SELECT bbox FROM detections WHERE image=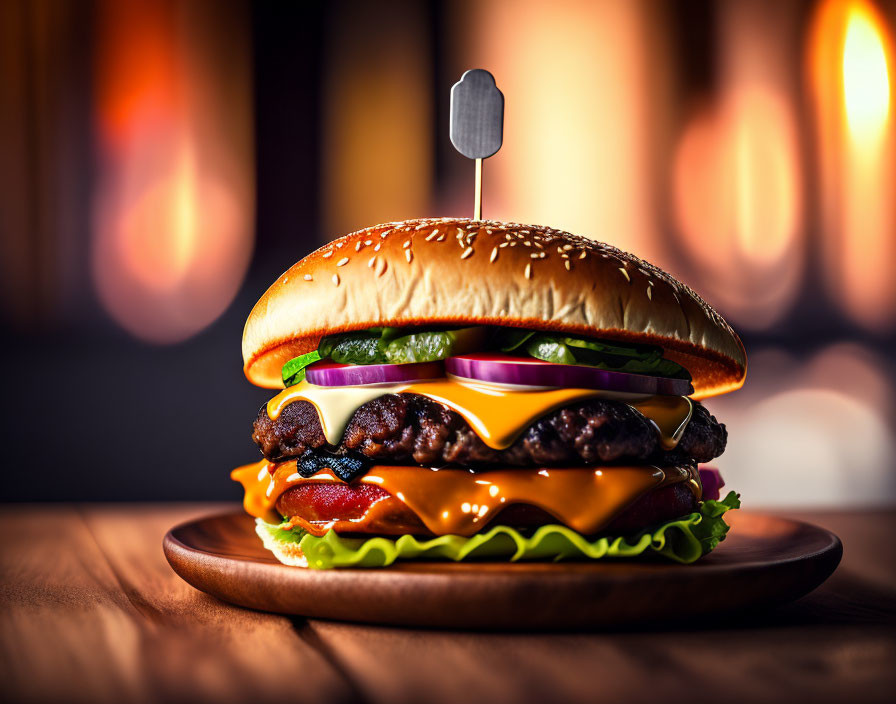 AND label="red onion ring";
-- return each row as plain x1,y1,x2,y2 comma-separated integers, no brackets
698,467,724,501
305,360,445,387
445,354,693,396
